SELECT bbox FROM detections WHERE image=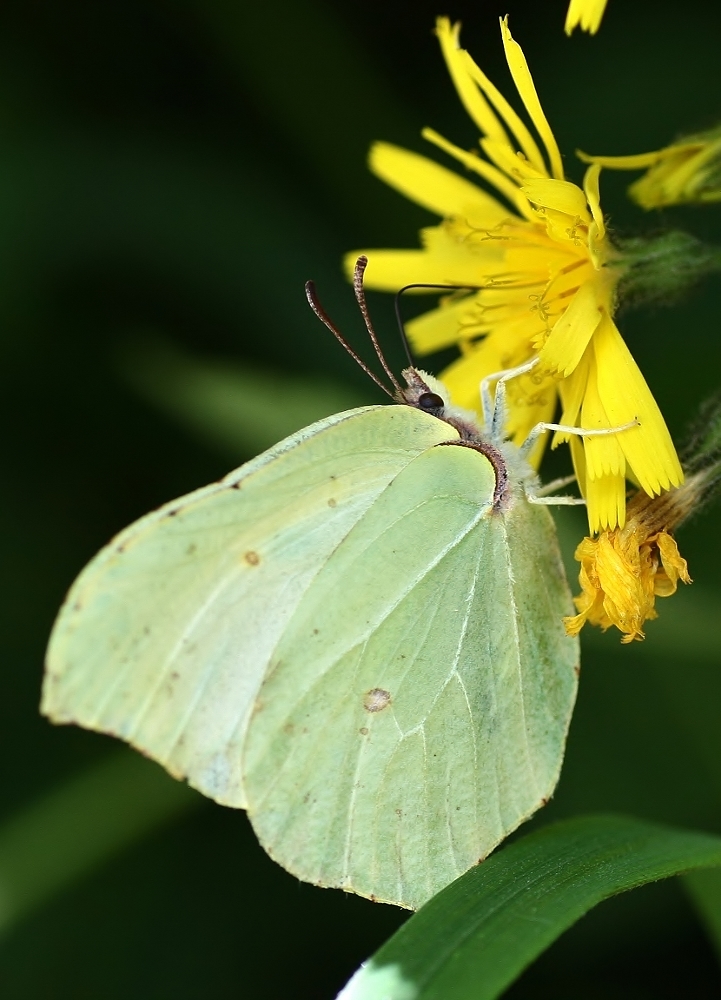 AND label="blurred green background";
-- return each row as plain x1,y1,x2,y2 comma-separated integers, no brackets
2,0,721,995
